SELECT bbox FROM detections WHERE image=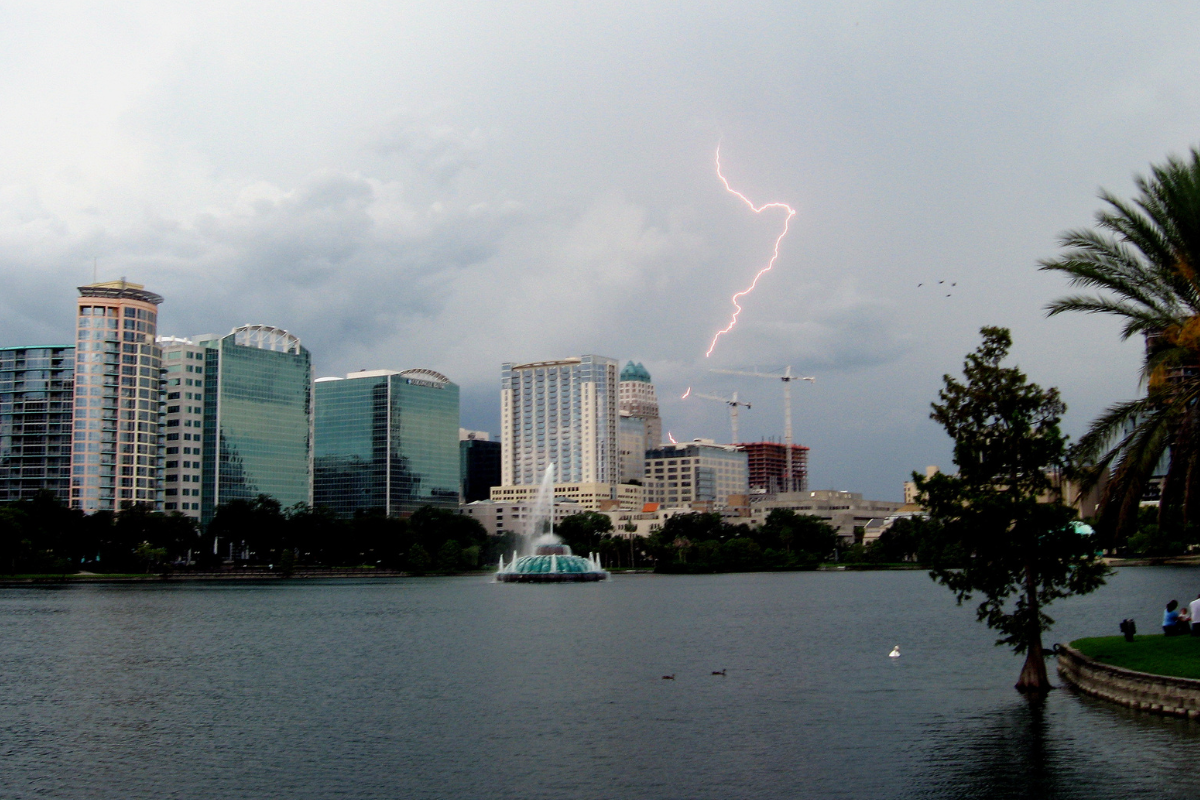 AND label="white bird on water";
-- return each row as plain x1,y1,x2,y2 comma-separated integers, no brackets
889,645,901,658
